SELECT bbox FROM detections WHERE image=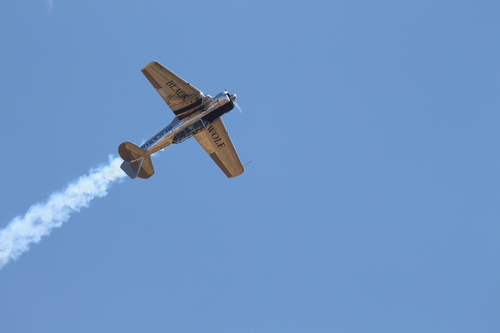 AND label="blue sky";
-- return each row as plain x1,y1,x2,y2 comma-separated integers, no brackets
1,1,499,332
